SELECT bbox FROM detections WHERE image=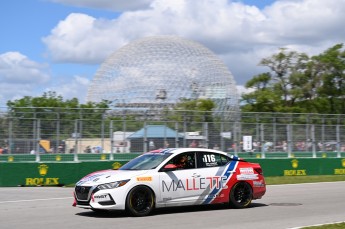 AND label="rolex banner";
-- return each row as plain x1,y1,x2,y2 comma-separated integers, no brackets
0,158,344,186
